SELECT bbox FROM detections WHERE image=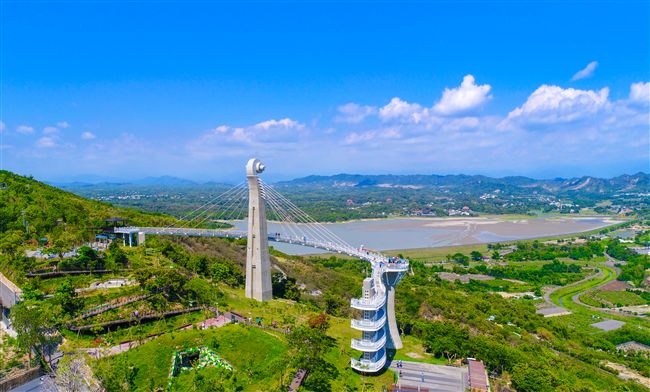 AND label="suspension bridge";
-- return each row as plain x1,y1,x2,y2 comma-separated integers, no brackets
114,158,409,373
